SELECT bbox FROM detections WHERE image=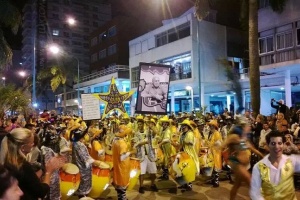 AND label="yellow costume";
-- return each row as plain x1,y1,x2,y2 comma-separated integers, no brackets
258,159,295,200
